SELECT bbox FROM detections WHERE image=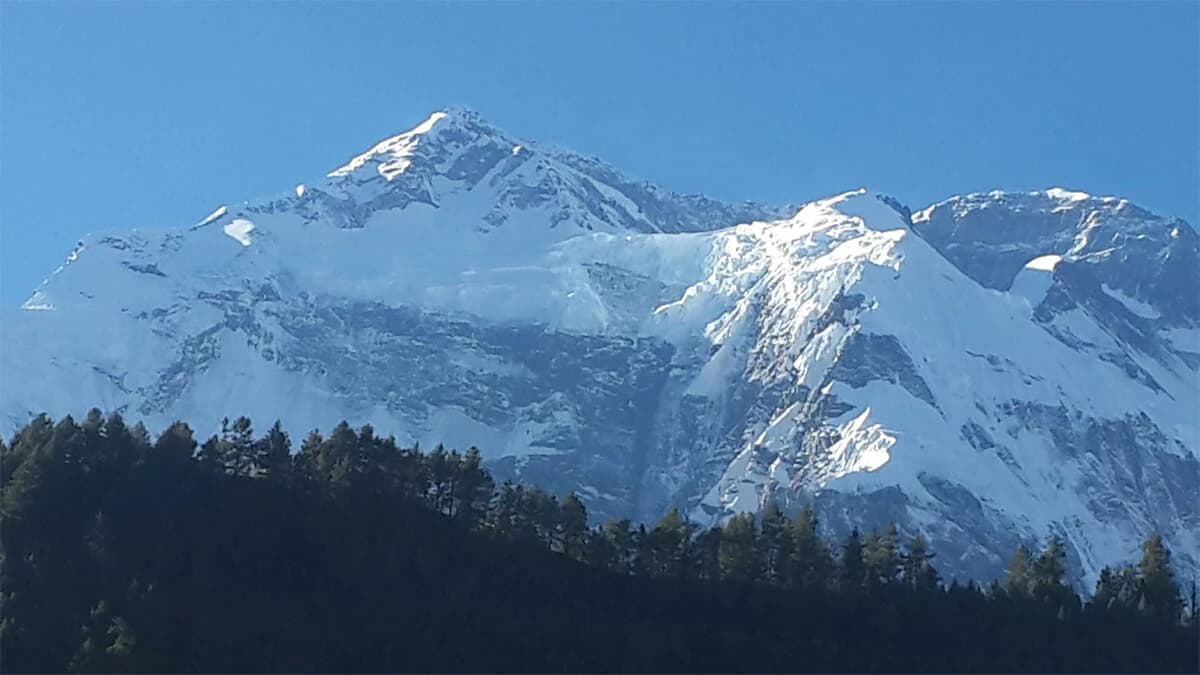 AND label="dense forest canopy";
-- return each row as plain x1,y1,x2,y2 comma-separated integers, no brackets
1,411,1196,673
